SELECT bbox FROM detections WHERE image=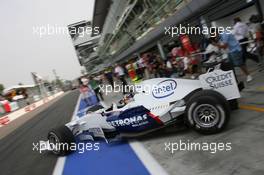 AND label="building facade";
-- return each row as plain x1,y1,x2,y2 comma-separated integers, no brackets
69,0,264,73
